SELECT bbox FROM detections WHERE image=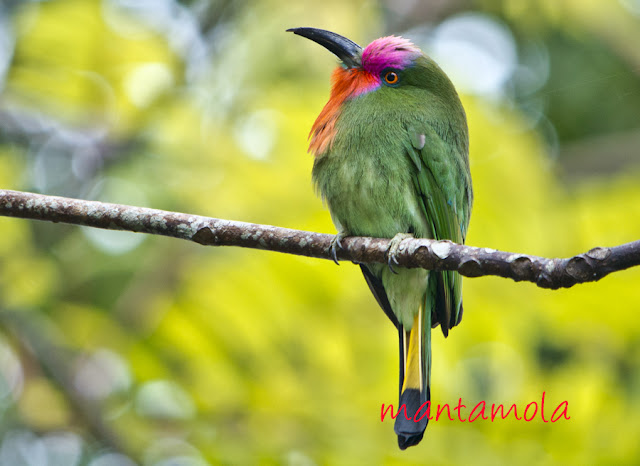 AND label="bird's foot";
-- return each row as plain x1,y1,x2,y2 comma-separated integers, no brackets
386,233,414,274
330,233,346,265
